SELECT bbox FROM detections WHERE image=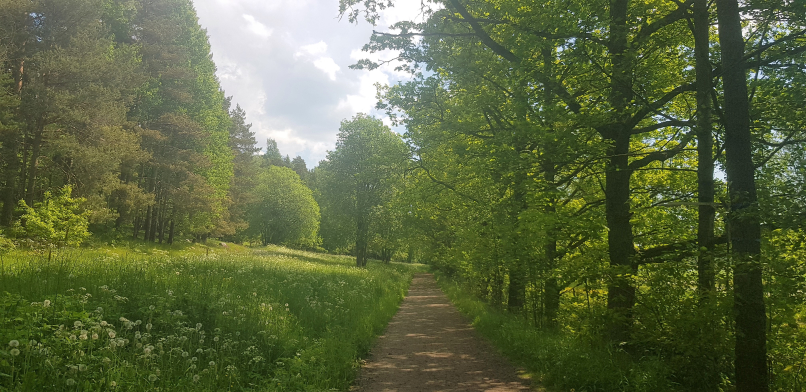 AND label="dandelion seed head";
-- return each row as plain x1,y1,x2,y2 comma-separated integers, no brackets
8,340,19,347
148,374,157,382
193,374,200,382
66,378,76,386
43,300,51,307
10,348,20,356
209,361,215,367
